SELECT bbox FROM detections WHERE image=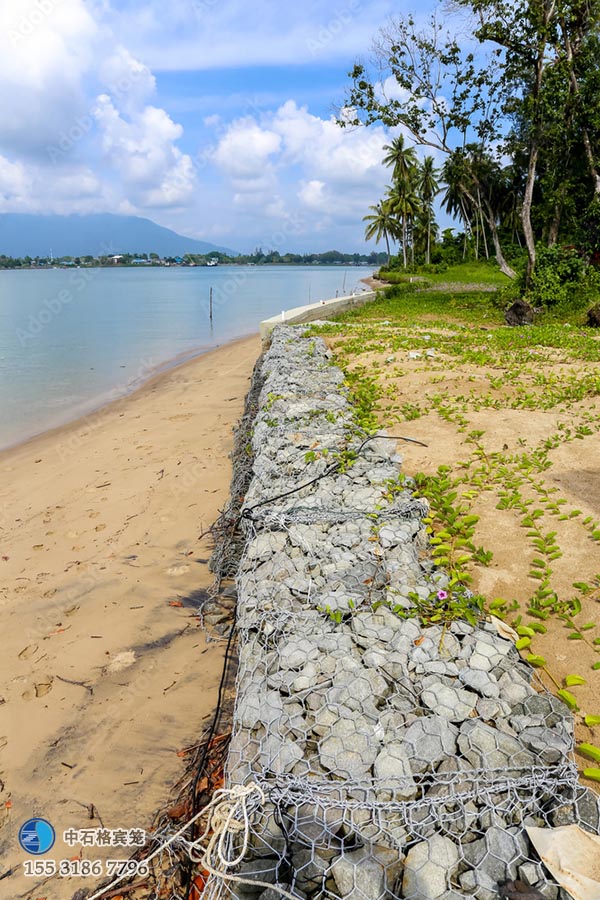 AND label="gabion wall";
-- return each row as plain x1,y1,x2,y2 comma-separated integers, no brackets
205,326,599,900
